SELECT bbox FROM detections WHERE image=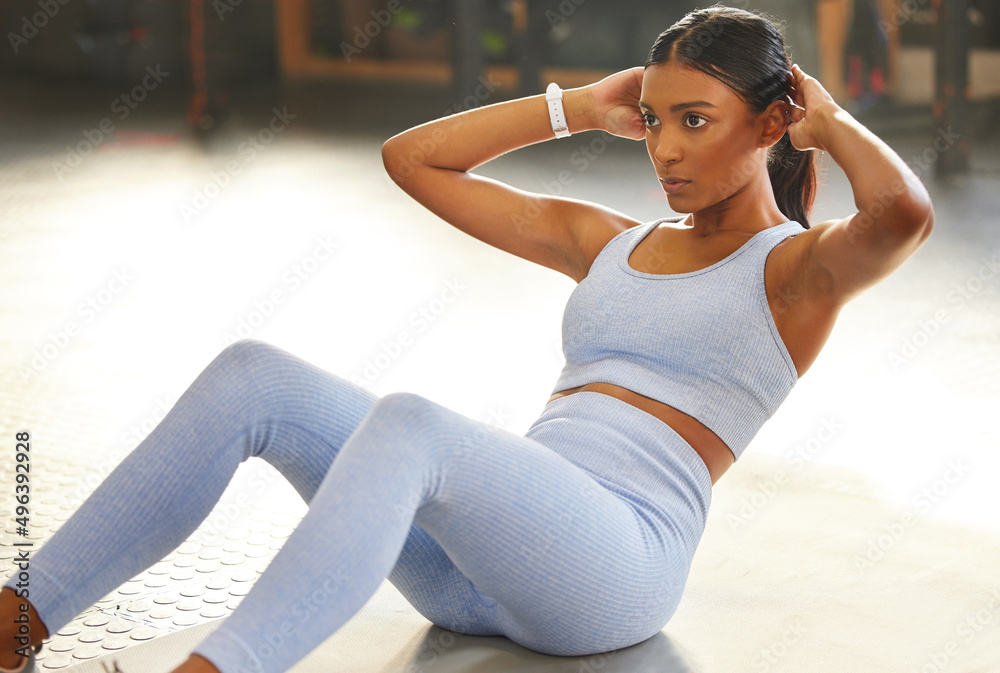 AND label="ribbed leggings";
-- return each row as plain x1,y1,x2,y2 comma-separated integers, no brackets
3,339,712,673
